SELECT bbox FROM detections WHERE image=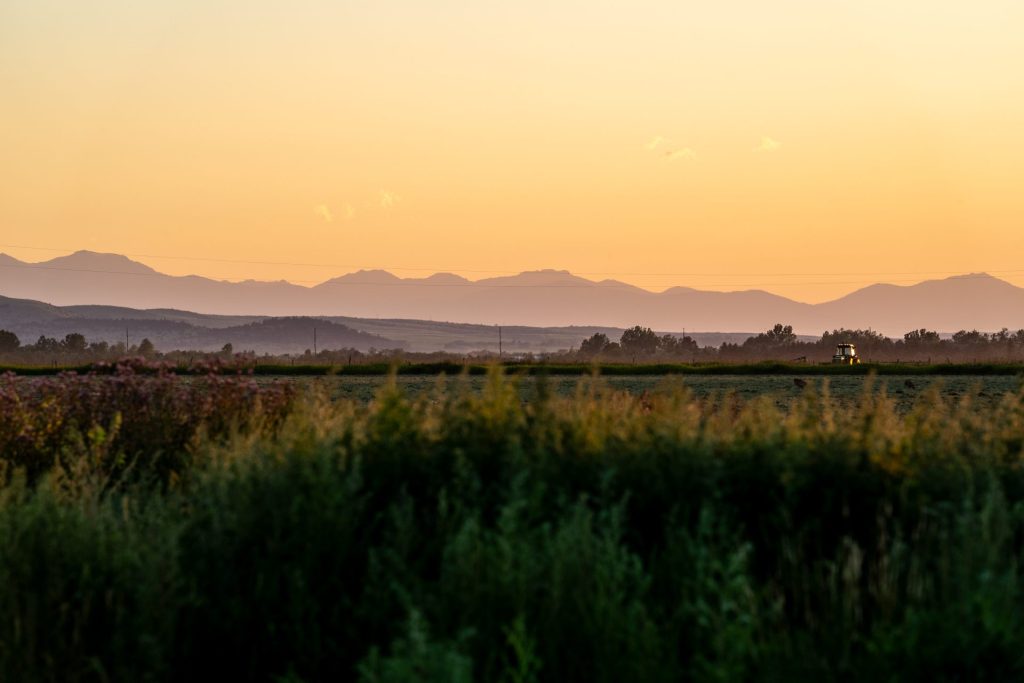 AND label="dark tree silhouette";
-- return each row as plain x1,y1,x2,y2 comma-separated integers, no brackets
765,323,797,346
62,333,87,353
951,330,988,346
33,335,60,352
620,326,660,355
743,324,797,350
903,329,941,346
138,338,156,357
659,334,698,357
579,333,609,356
0,330,20,352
